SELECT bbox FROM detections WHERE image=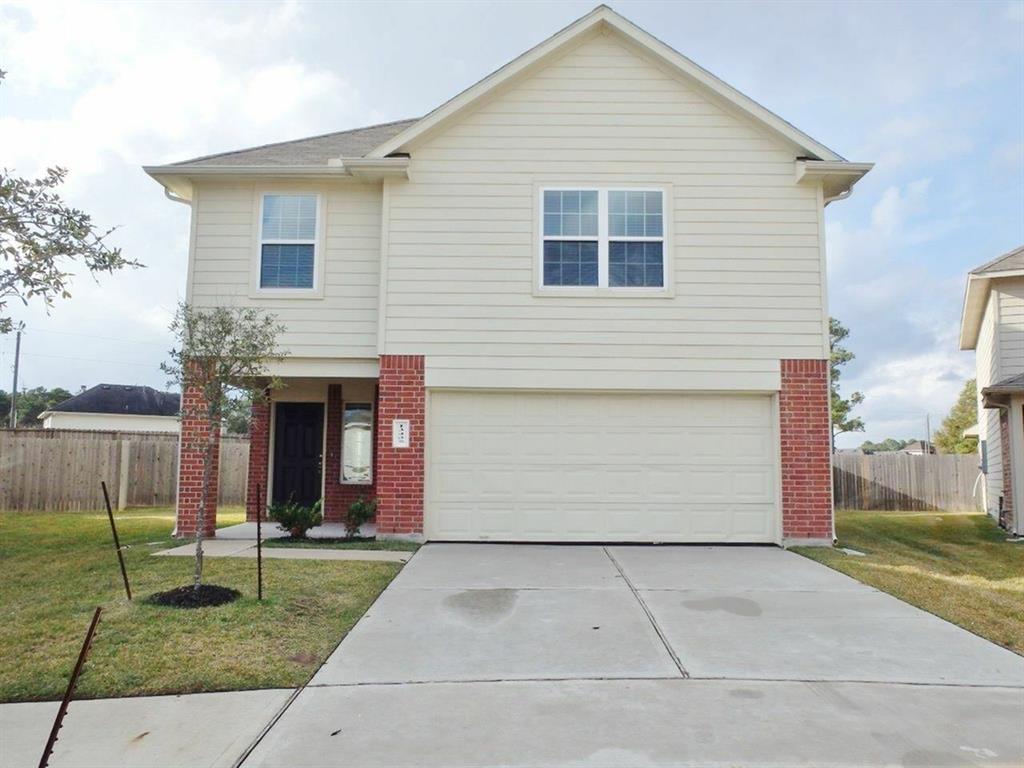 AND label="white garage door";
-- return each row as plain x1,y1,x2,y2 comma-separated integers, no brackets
426,391,778,543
